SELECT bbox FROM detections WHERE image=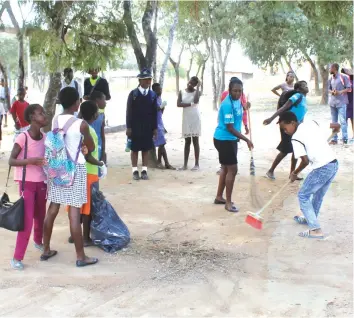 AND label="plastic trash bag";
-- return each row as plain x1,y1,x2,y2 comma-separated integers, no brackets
91,185,130,253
